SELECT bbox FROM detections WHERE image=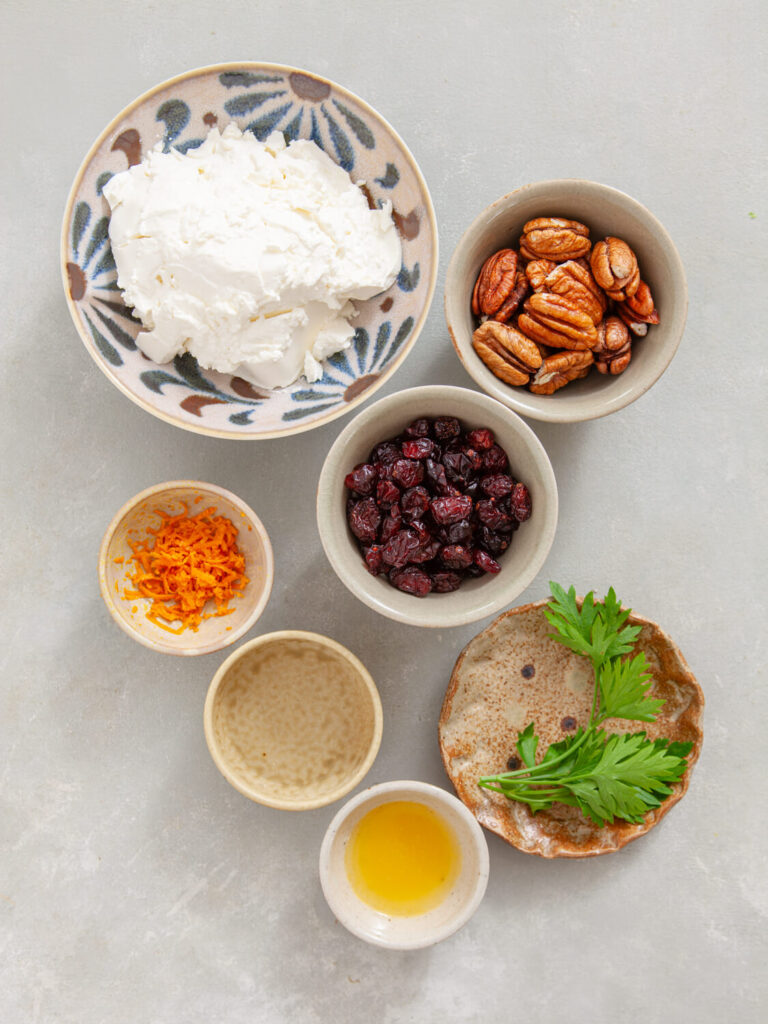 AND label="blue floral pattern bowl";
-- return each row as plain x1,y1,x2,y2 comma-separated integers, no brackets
62,63,438,439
